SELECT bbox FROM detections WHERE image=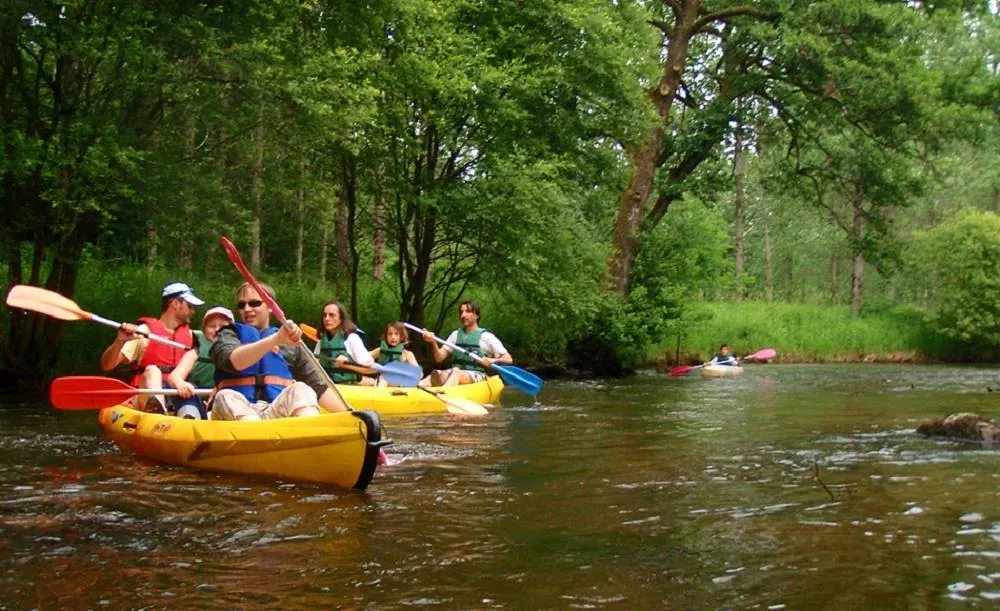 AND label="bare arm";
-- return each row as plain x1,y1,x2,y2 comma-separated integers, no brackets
166,349,199,397
100,323,140,371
